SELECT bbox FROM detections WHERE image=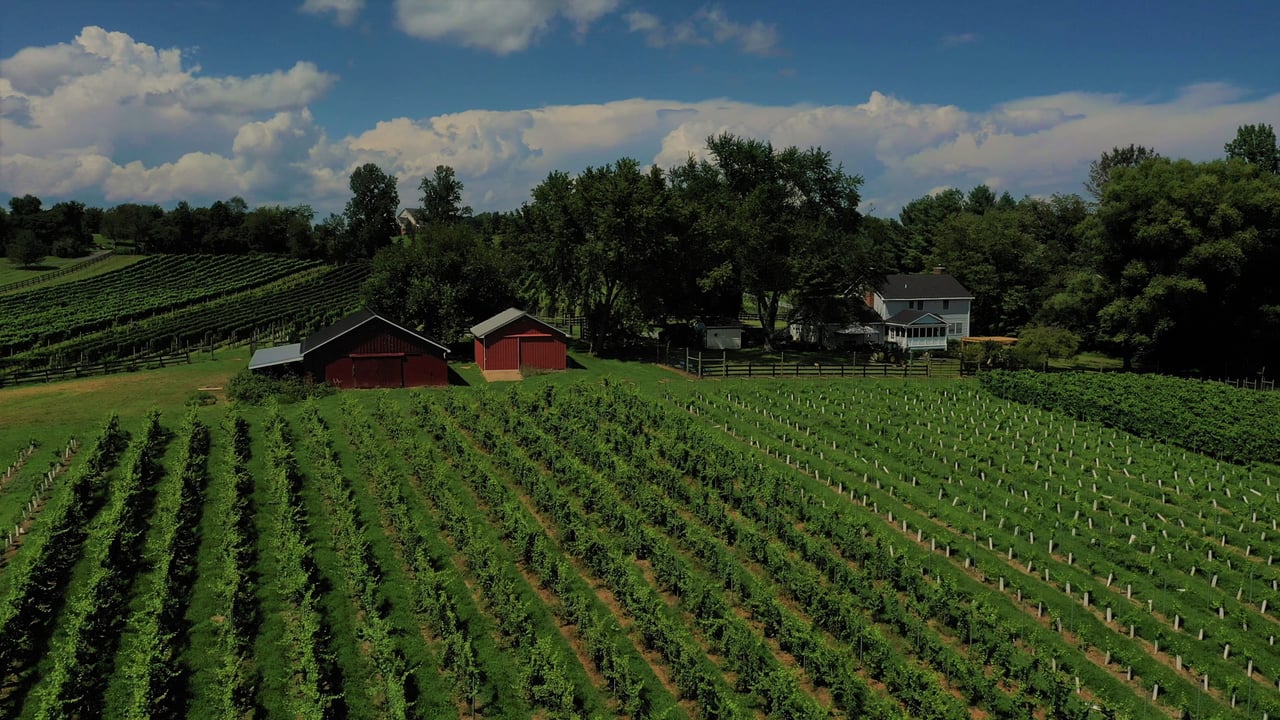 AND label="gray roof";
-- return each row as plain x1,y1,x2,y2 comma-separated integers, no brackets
248,343,303,370
883,309,947,326
301,309,449,355
878,273,973,300
470,308,567,339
